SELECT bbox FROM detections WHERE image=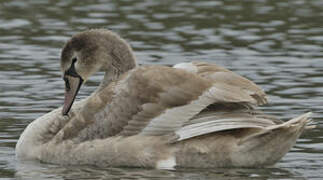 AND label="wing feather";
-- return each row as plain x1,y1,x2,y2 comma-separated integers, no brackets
174,62,268,105
105,66,212,136
103,64,259,136
175,111,277,141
